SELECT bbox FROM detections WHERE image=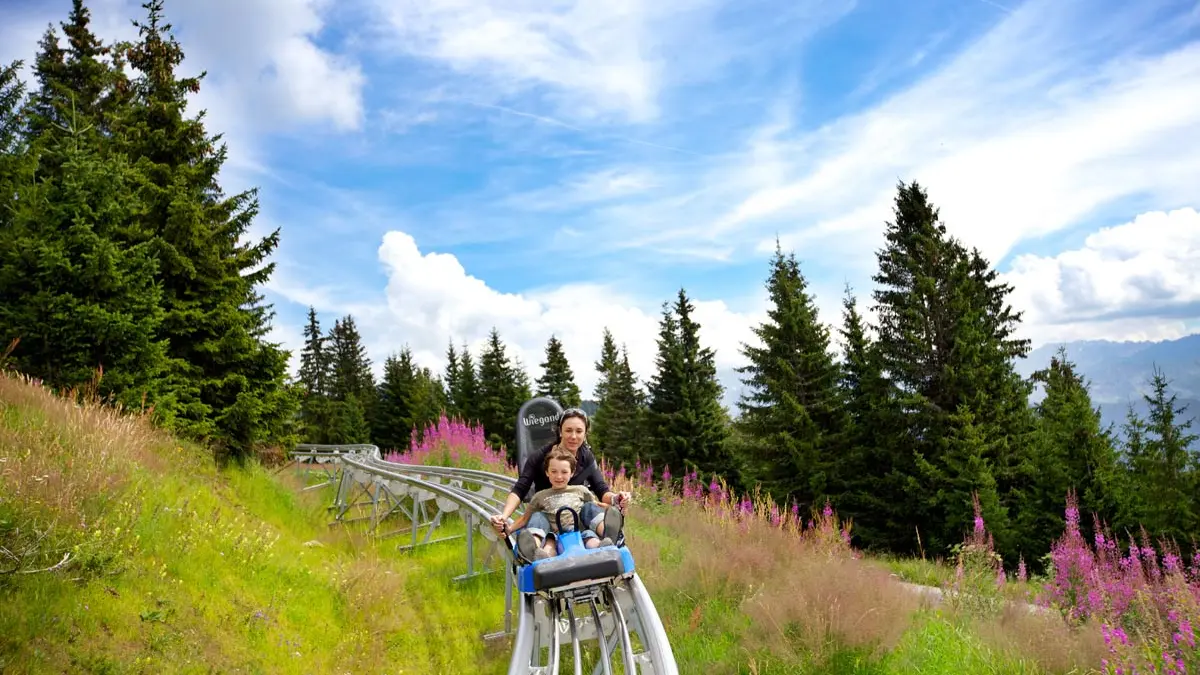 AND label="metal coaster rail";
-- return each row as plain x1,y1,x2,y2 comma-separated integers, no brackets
287,405,678,675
